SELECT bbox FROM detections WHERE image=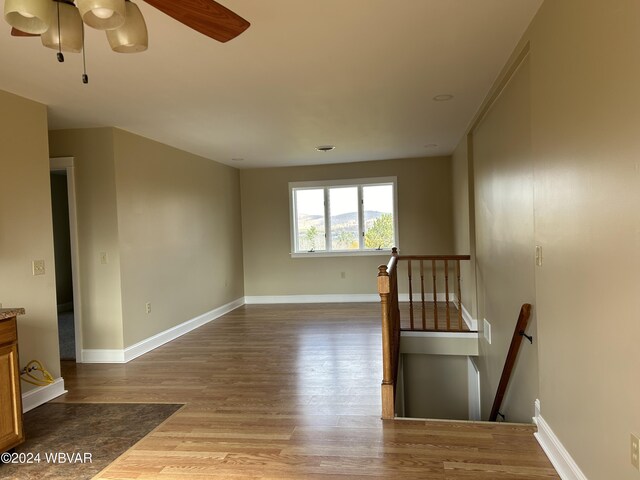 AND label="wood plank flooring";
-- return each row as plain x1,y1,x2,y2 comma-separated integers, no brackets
56,303,557,479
